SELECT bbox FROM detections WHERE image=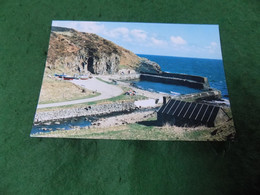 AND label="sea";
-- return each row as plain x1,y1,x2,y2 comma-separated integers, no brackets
135,54,229,99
